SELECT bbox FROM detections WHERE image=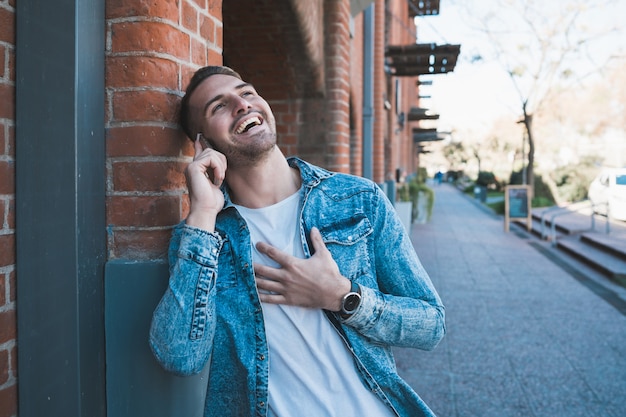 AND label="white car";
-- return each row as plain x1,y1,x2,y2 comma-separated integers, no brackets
588,168,626,221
